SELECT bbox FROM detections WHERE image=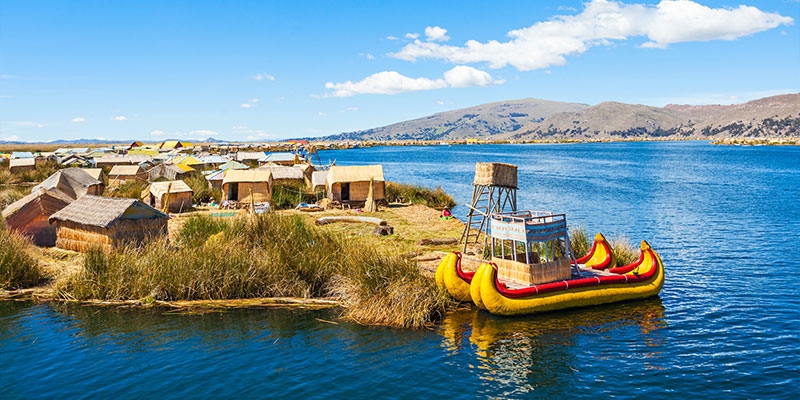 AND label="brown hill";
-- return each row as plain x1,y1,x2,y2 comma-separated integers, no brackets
324,93,800,142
